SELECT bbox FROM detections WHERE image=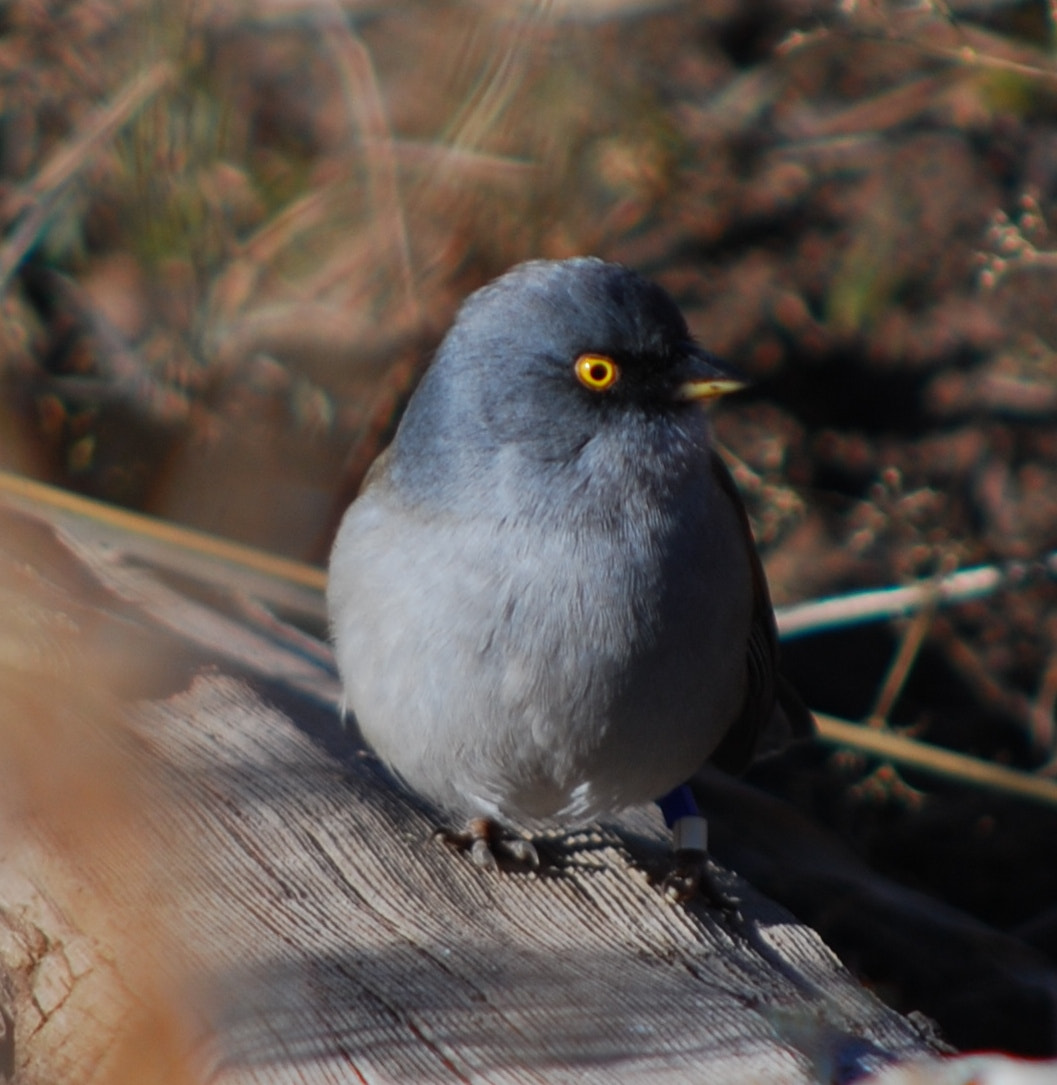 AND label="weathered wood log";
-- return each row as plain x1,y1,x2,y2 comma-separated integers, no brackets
0,478,957,1083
